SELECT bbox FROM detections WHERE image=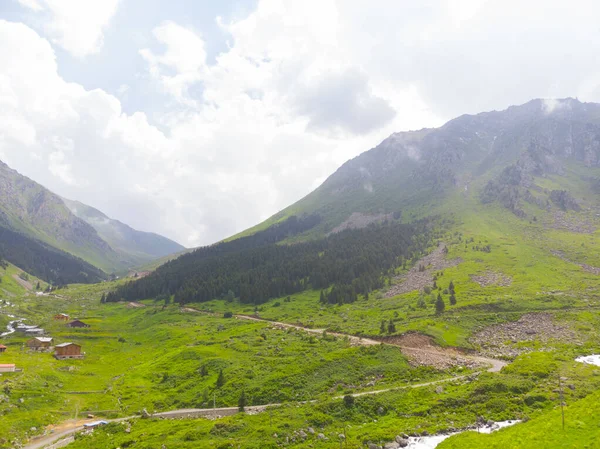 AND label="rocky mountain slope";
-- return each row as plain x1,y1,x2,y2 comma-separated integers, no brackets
0,160,184,275
239,98,600,239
